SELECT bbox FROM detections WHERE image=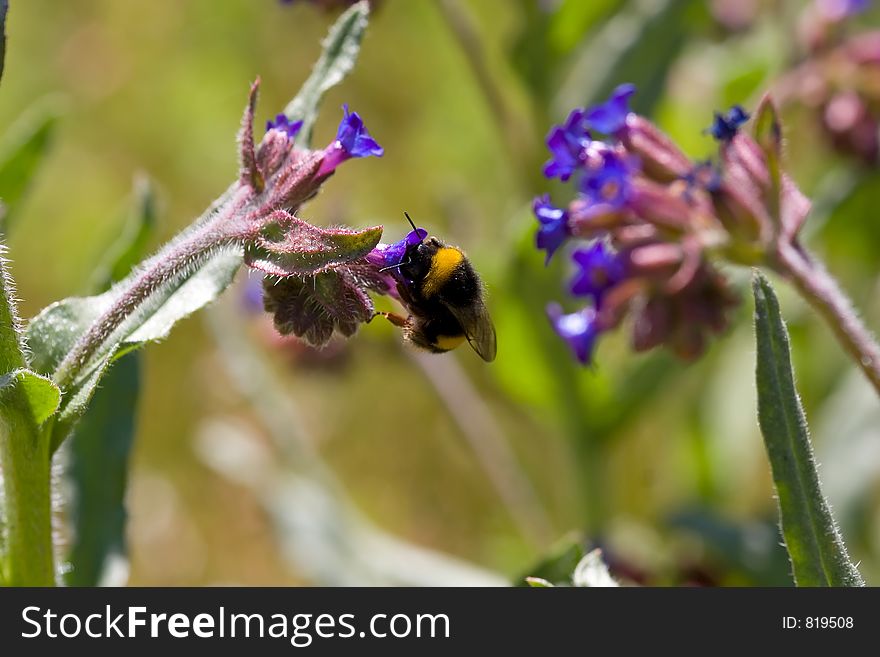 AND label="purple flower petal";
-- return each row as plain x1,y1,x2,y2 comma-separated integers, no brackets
579,150,635,209
706,105,750,142
266,113,304,140
543,108,590,181
547,303,601,365
318,105,384,176
533,194,570,264
569,242,624,307
585,84,636,135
